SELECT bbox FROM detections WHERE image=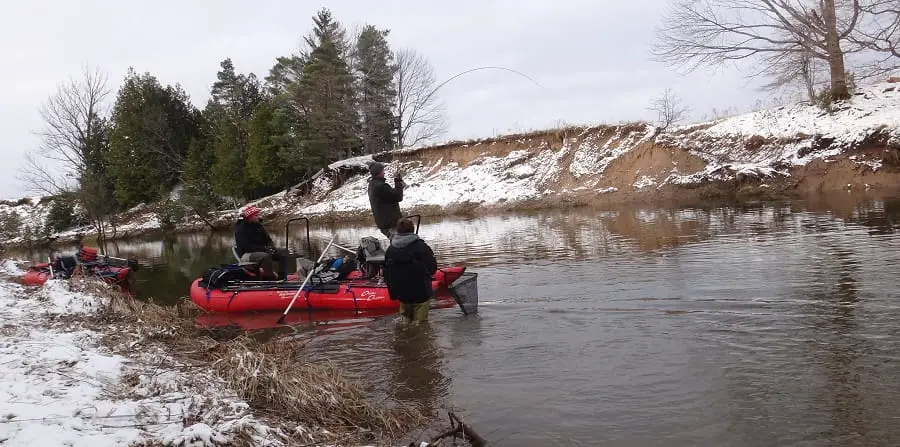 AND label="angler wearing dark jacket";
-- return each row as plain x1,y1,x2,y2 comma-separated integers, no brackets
383,218,438,324
234,205,288,279
367,161,405,238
